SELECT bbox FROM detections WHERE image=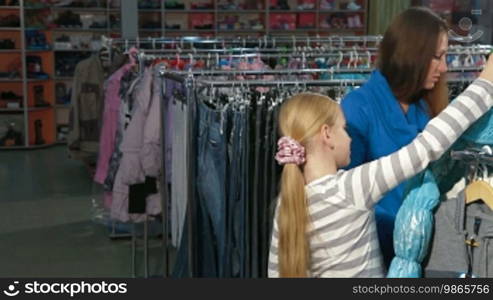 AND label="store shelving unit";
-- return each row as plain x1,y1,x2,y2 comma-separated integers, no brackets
1,0,366,149
136,0,368,38
0,0,56,149
0,0,122,148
